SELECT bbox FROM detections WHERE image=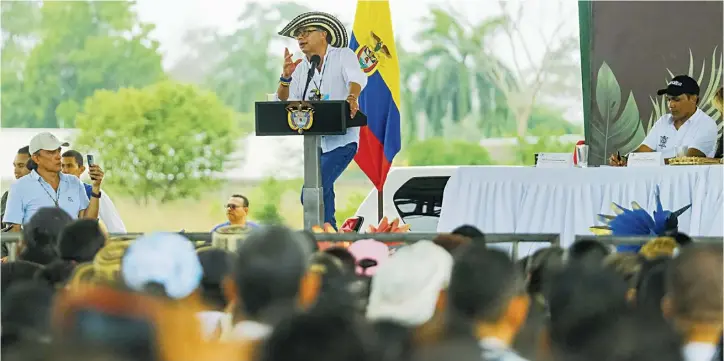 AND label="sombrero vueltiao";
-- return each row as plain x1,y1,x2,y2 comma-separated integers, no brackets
278,11,349,48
